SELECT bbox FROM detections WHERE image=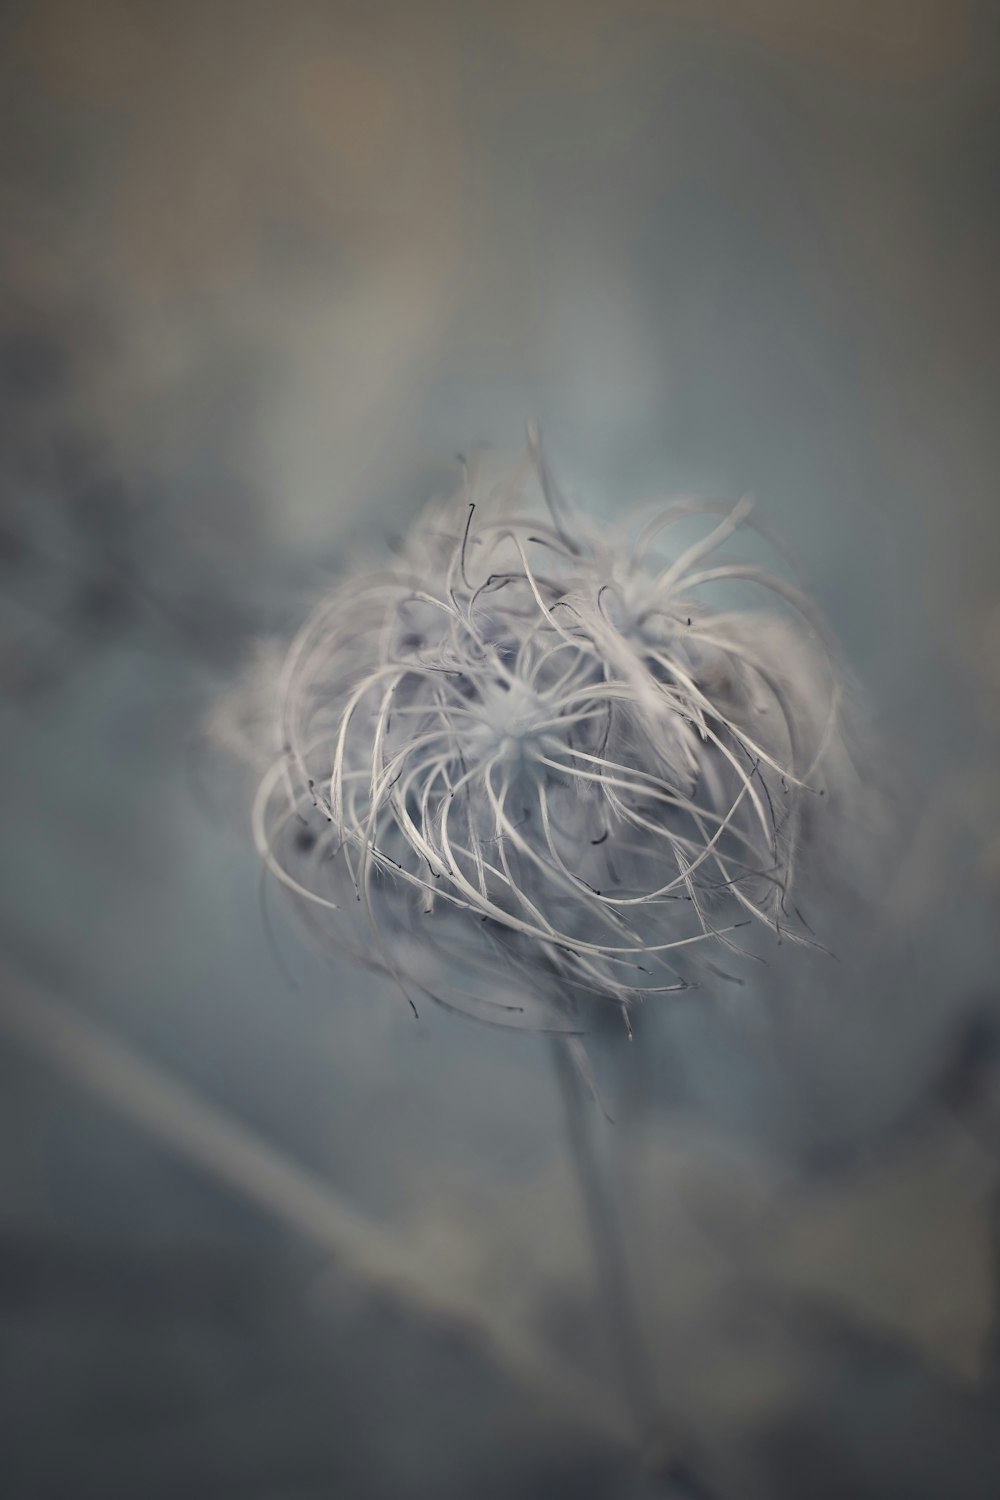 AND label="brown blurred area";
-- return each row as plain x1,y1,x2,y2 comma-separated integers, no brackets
3,0,997,595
